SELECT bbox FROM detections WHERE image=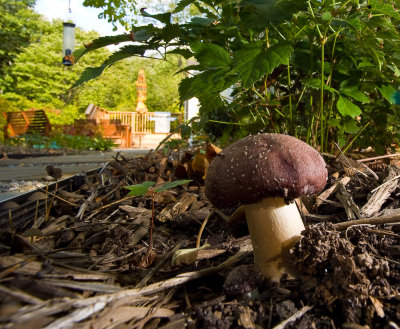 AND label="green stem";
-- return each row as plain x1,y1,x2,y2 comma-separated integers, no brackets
320,37,326,151
342,122,371,154
288,64,292,130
